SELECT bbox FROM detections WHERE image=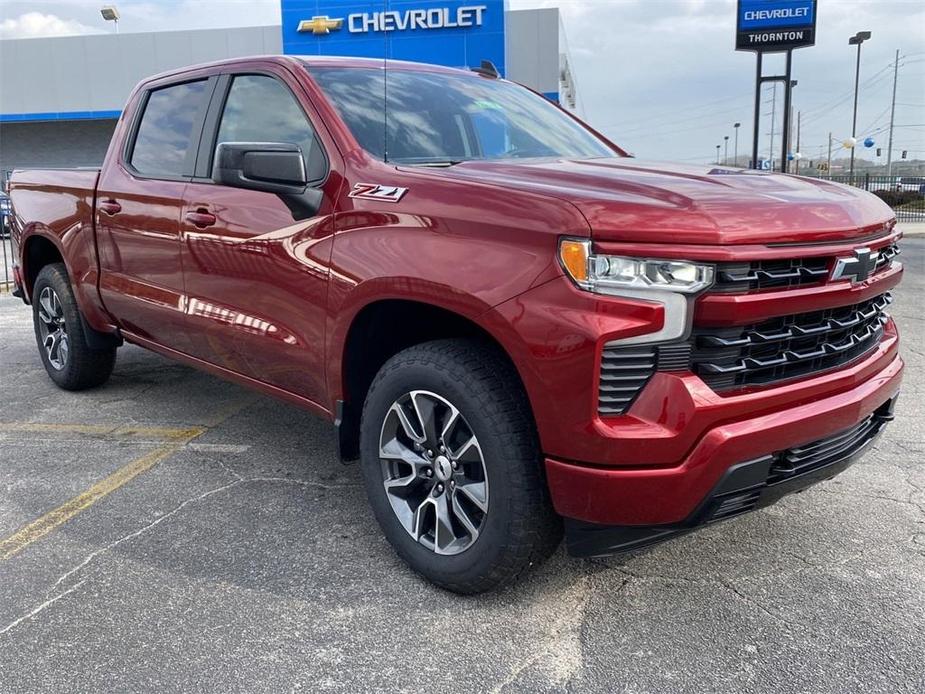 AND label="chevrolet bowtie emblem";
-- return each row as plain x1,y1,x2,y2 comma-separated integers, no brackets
297,15,344,35
831,247,879,283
